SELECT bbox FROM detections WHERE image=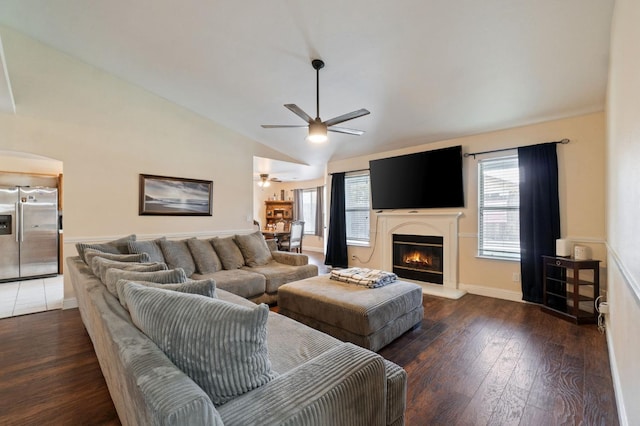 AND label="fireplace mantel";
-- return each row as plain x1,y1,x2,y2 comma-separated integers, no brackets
377,211,466,299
